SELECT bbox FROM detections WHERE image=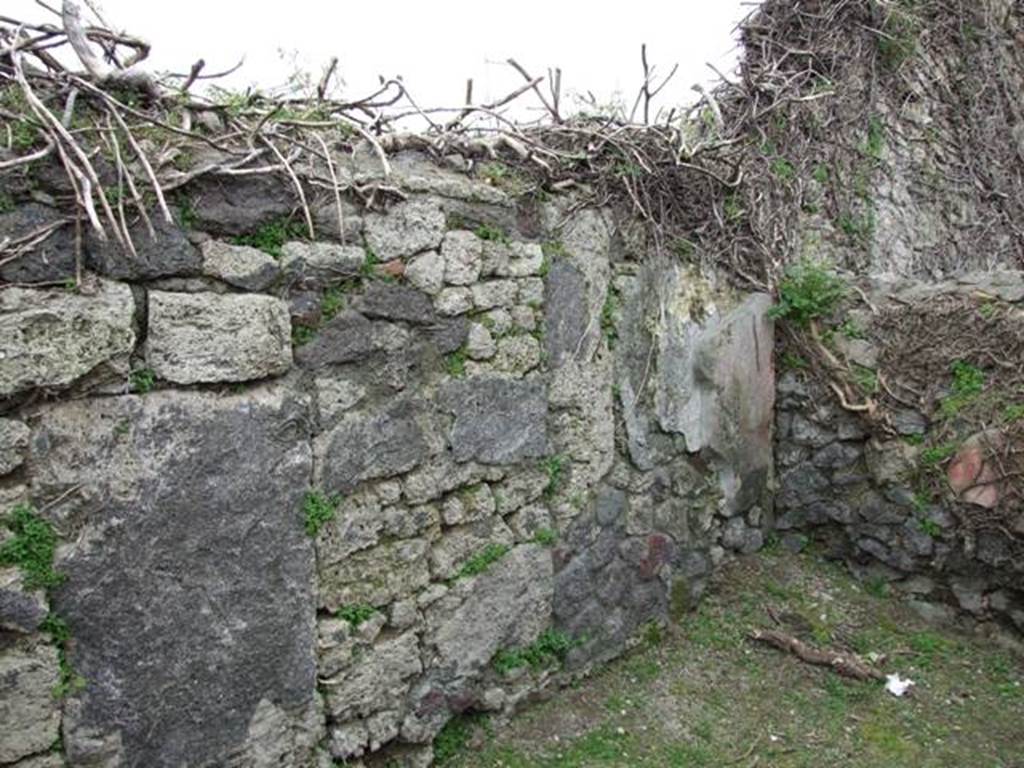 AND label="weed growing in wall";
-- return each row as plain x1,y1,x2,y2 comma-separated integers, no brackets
473,223,510,245
532,528,557,547
939,360,985,418
303,491,339,537
130,368,156,394
42,613,86,698
291,325,316,347
291,282,357,348
769,259,846,326
453,543,510,580
492,629,578,675
359,247,379,279
0,504,63,590
542,455,565,500
444,345,468,378
1,505,85,698
231,217,306,258
336,604,377,627
320,287,345,321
